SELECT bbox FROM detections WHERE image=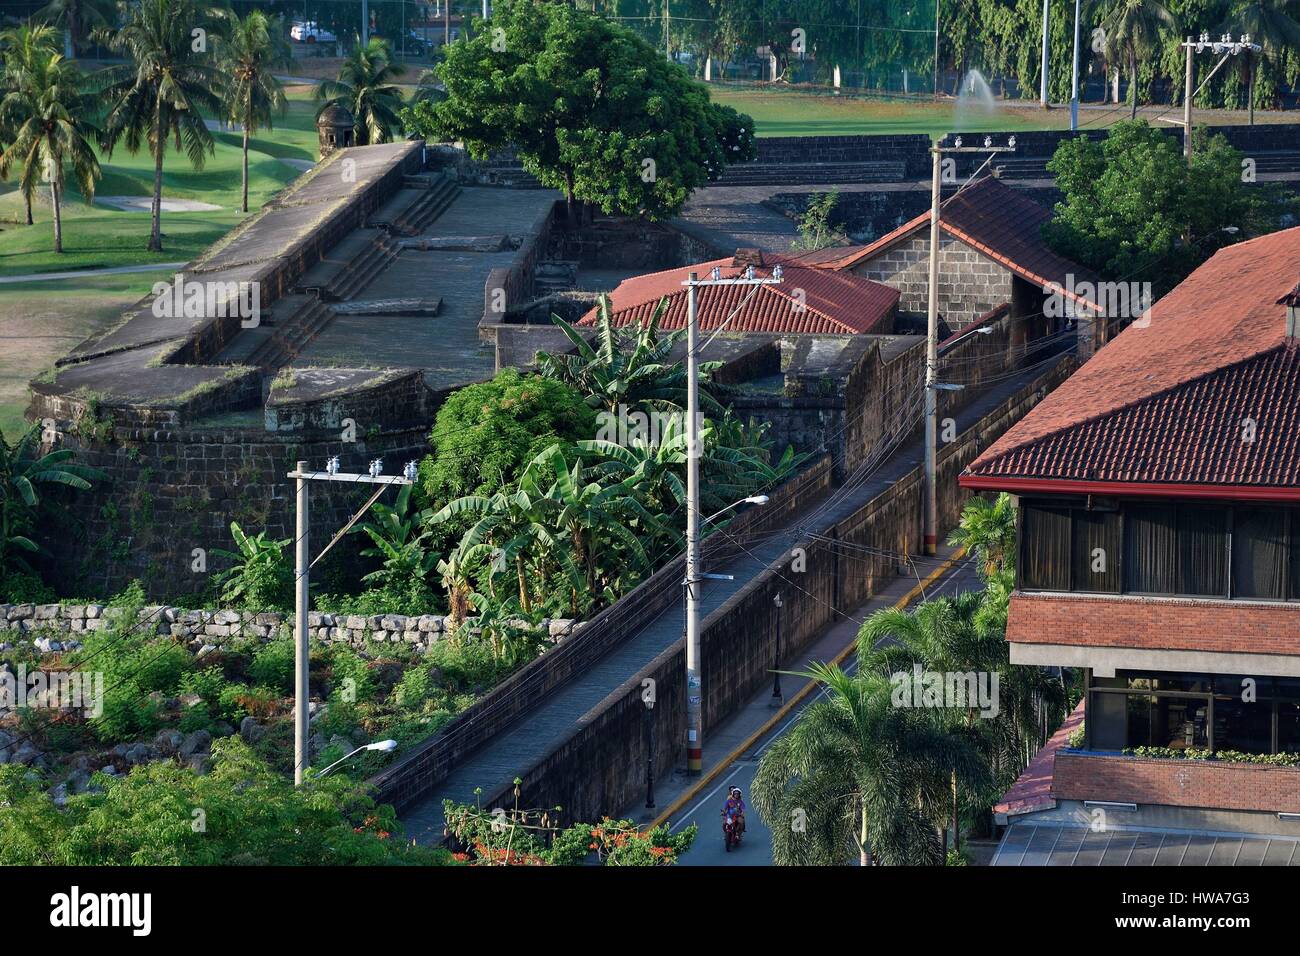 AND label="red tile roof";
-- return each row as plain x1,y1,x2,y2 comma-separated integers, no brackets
828,177,1105,314
577,252,900,336
964,226,1300,493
